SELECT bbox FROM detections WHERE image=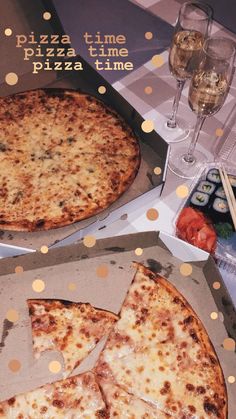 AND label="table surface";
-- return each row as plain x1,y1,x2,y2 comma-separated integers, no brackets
86,0,236,305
